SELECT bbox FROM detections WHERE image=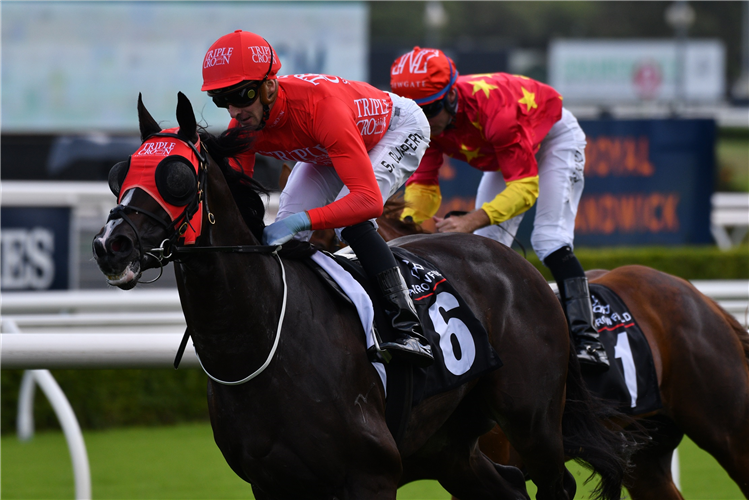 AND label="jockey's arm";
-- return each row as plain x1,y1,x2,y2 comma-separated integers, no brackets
463,128,540,228
403,183,442,223
434,175,538,233
480,175,539,225
304,98,383,230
